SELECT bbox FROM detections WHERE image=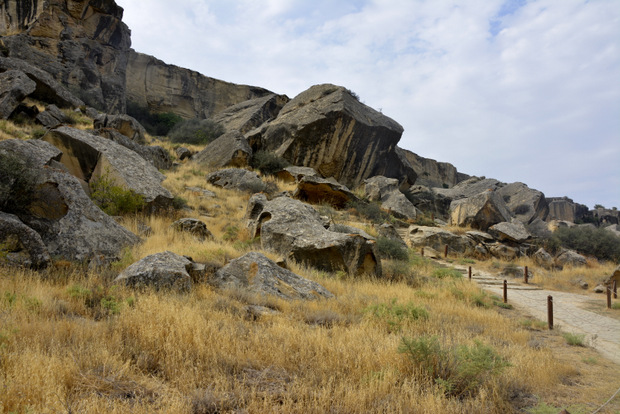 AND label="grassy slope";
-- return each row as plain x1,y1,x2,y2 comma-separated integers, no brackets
0,116,619,413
